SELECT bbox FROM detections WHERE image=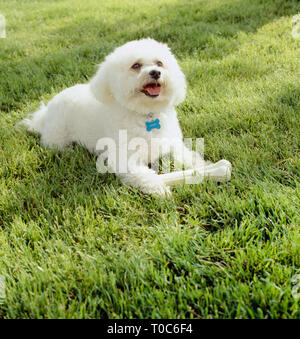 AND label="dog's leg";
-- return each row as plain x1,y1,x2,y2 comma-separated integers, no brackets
170,141,207,170
96,154,171,196
171,140,232,171
167,141,232,184
118,165,171,197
